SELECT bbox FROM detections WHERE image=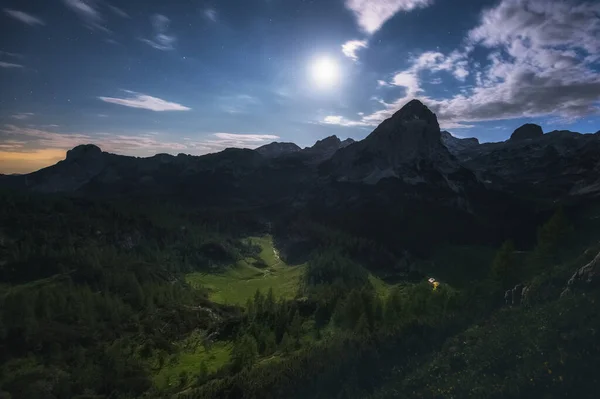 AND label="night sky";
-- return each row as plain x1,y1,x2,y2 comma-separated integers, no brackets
1,0,599,173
